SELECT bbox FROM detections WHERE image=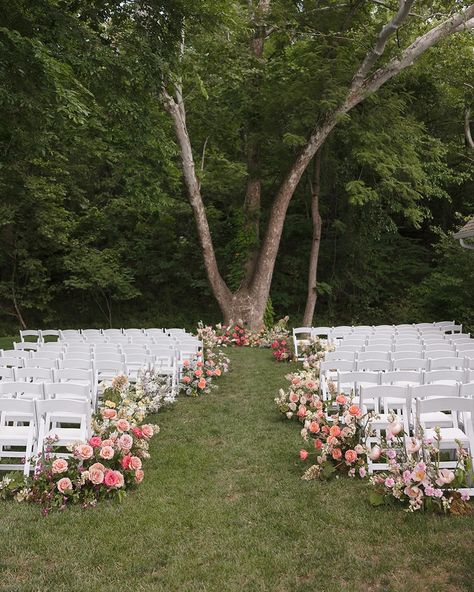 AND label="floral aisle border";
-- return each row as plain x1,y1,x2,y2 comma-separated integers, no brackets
275,338,473,515
0,339,230,513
